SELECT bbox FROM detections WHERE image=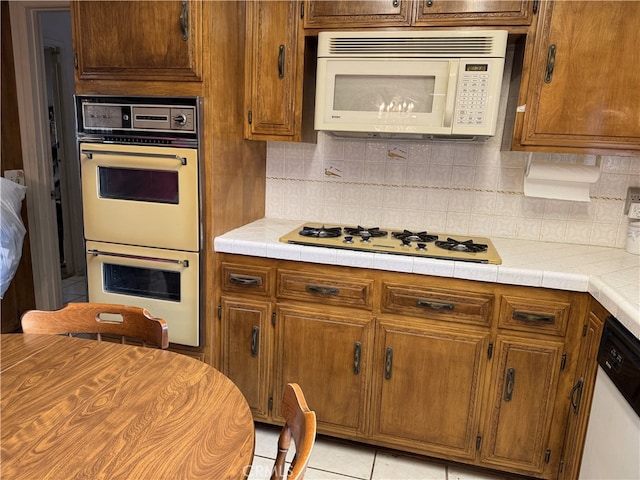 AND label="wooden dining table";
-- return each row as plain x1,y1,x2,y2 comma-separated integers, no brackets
1,333,255,479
